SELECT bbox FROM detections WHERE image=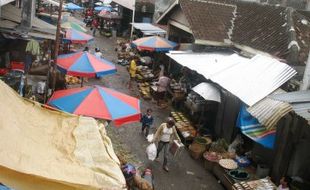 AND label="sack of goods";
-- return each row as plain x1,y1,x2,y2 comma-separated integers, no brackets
146,143,157,161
